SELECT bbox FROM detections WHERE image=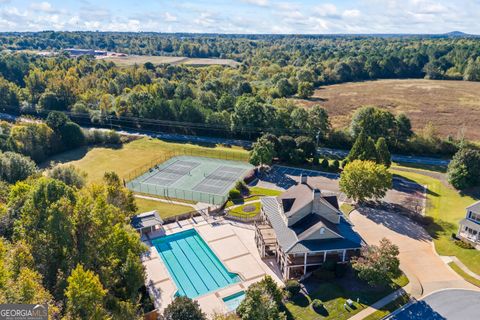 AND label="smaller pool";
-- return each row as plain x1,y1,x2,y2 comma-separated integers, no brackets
223,291,246,312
